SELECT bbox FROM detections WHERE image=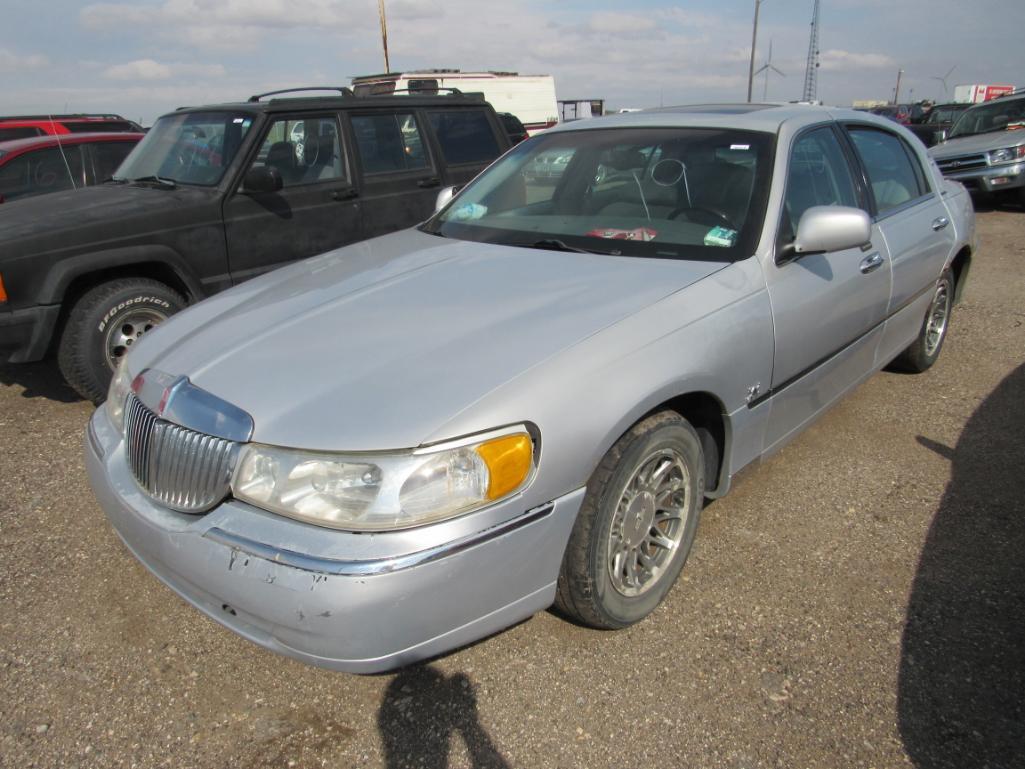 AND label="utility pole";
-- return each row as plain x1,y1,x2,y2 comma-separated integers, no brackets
746,0,765,103
378,0,390,73
802,0,821,102
893,68,904,104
